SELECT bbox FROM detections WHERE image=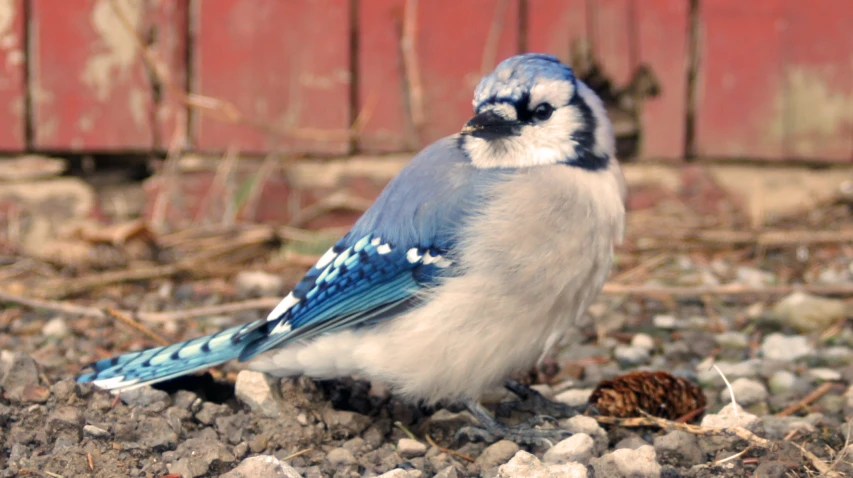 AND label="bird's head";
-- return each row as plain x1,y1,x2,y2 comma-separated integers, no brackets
460,53,614,170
